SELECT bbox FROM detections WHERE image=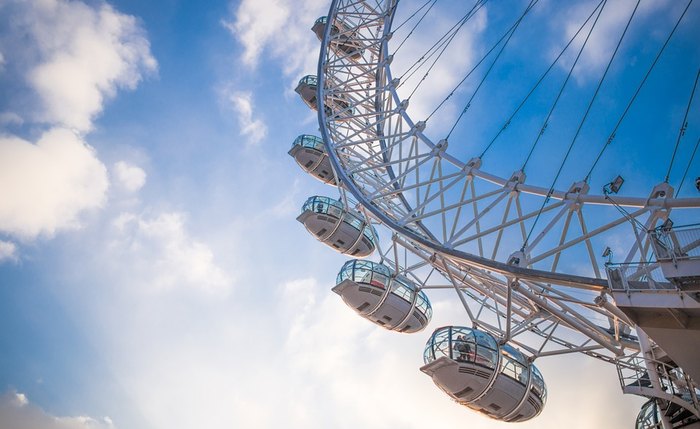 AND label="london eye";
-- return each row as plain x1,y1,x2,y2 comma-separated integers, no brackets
288,1,700,426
